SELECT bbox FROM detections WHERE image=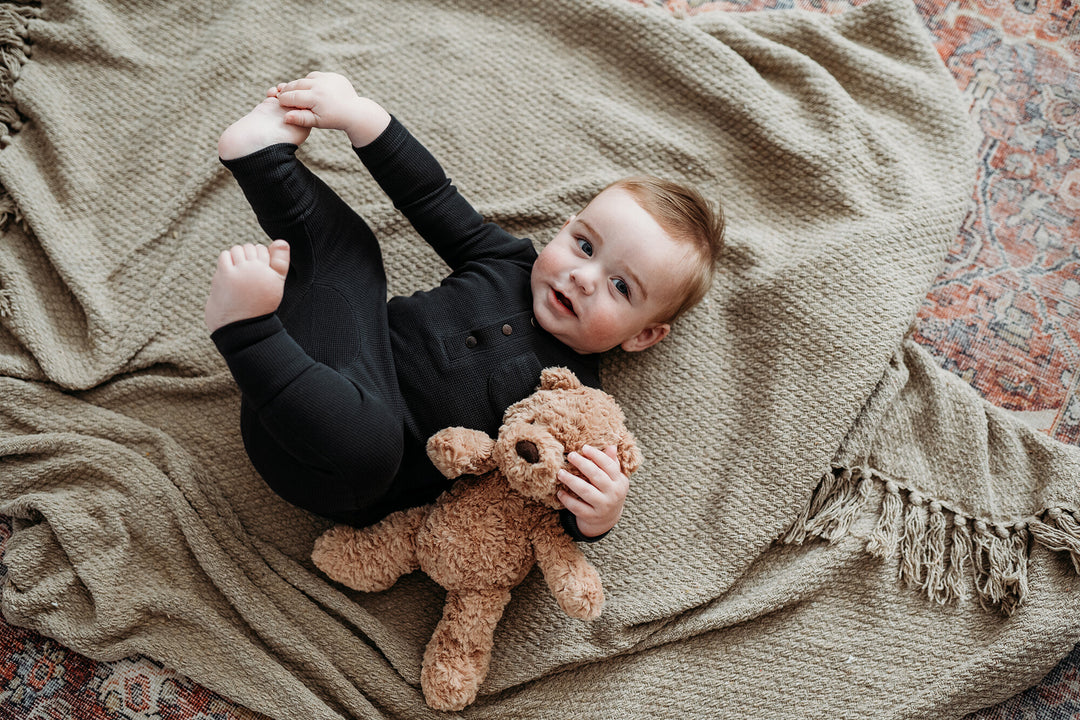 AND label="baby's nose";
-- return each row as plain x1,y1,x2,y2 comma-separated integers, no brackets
570,269,595,294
